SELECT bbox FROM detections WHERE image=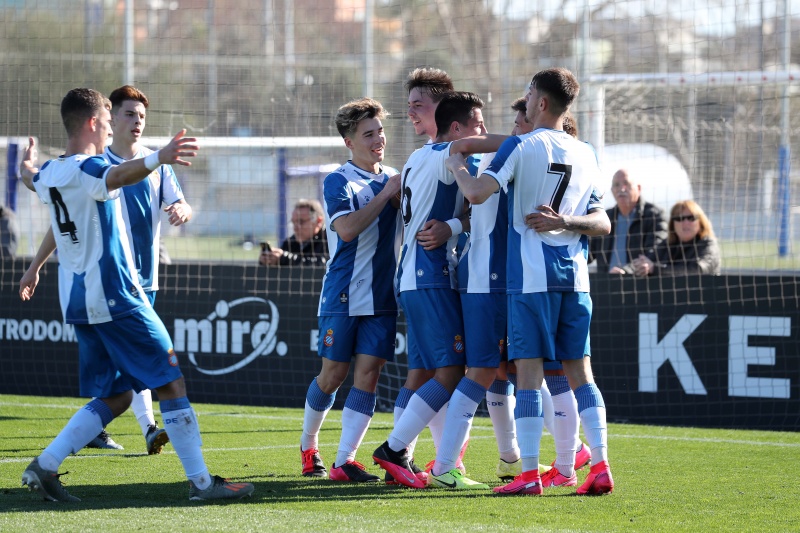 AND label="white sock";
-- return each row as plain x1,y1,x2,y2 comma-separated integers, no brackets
433,379,484,476
486,381,519,462
335,388,375,466
393,403,419,458
160,400,210,489
516,390,543,473
301,400,331,452
388,395,438,452
336,408,372,466
540,381,554,436
428,403,447,450
551,391,579,477
579,406,609,465
41,406,105,469
130,389,156,437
